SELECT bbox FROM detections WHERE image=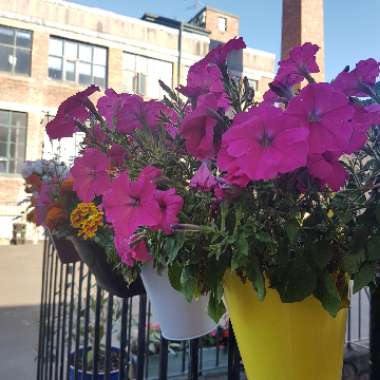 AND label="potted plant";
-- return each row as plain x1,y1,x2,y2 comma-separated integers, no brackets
21,159,80,264
44,35,380,379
